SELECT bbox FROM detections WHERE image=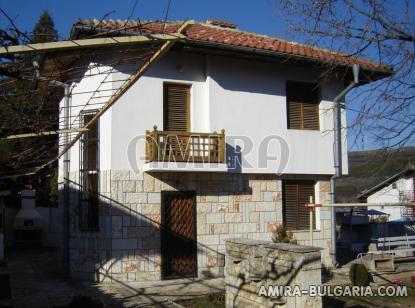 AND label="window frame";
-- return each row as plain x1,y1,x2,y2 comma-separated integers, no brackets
79,110,100,232
163,82,191,132
282,180,316,231
286,81,321,131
